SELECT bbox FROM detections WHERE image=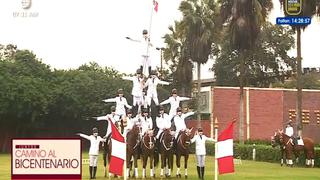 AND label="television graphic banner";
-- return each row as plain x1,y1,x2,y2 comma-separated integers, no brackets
12,138,81,180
